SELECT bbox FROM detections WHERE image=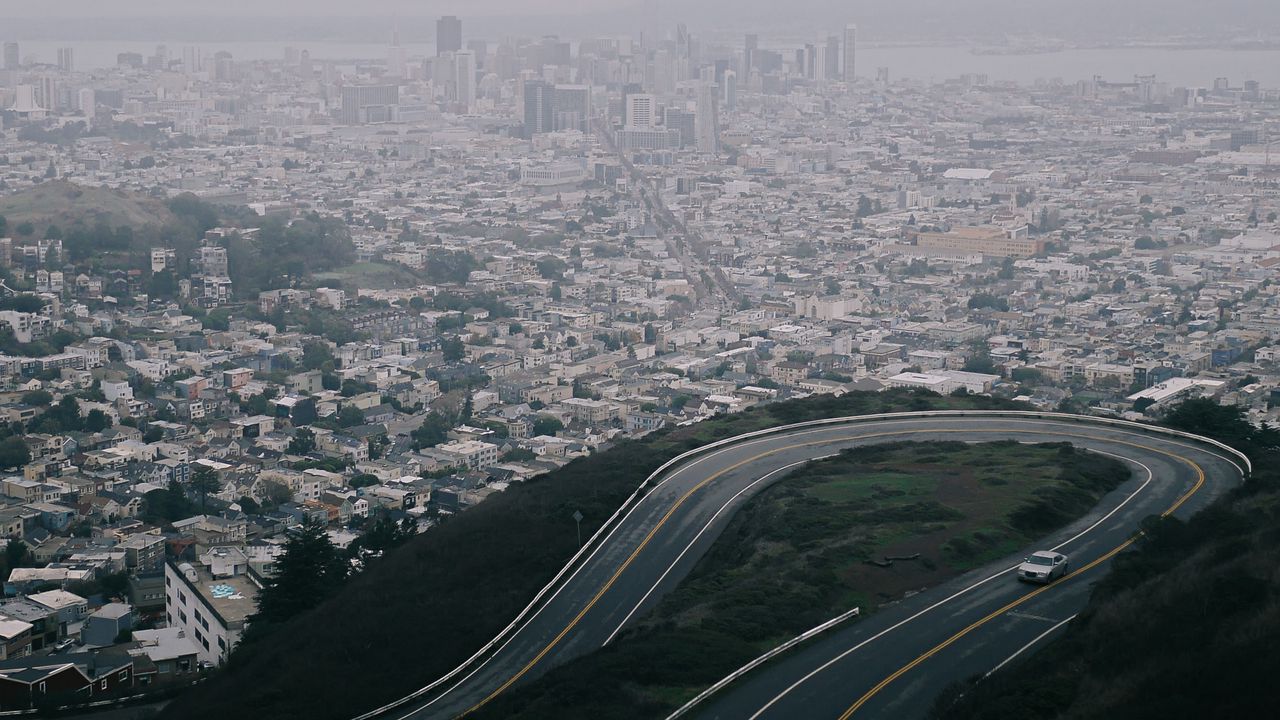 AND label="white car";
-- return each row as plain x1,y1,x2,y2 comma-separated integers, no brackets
1017,551,1069,583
